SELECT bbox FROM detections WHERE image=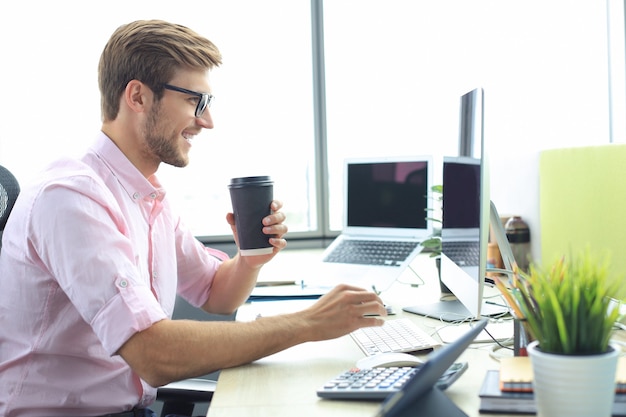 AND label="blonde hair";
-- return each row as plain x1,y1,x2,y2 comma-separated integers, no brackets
98,19,222,121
